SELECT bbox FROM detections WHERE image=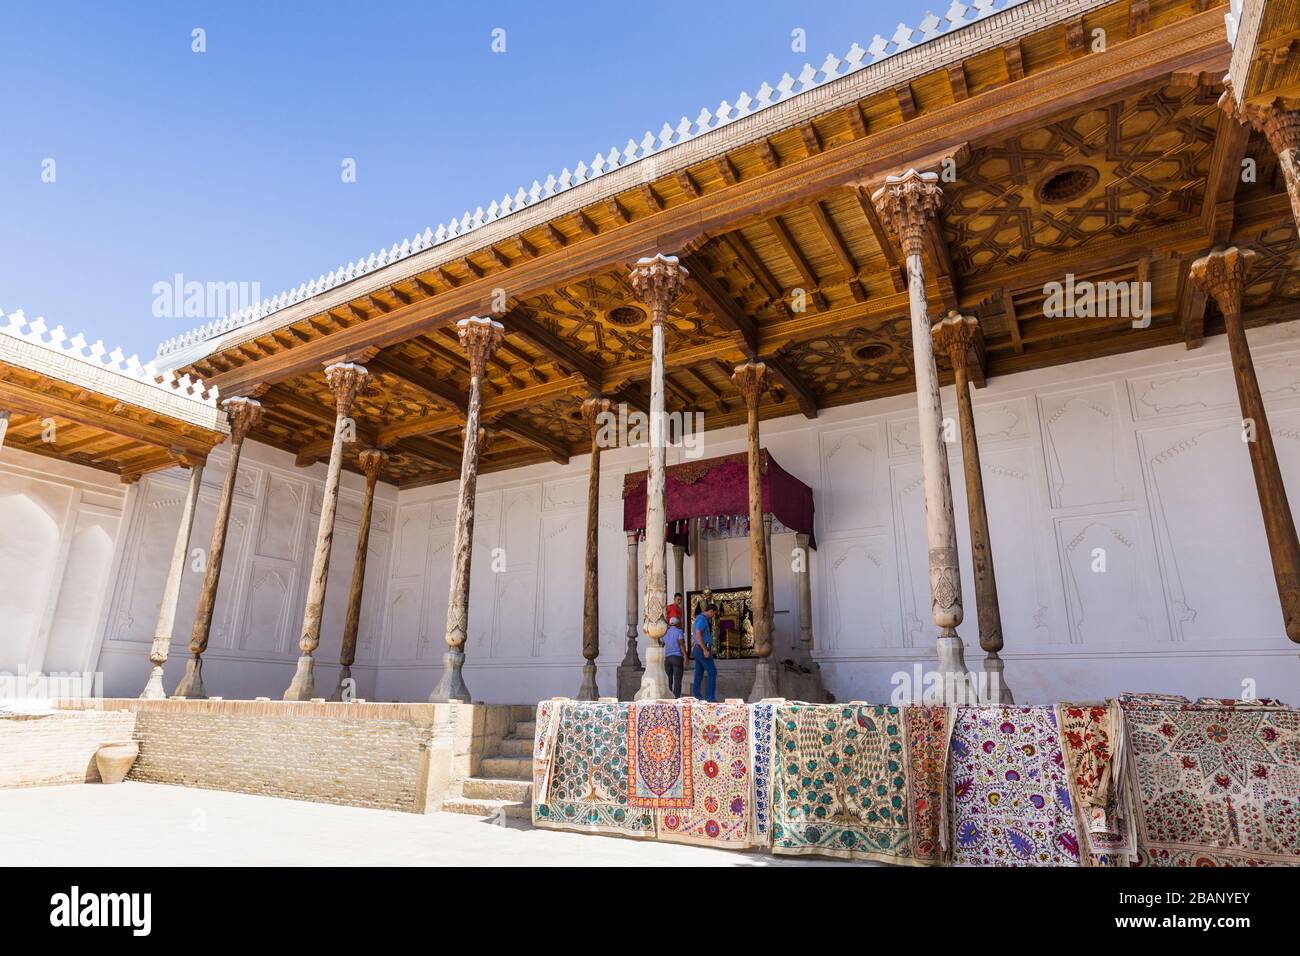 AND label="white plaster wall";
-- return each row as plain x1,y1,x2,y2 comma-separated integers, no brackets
0,449,127,677
376,322,1300,706
96,440,397,700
